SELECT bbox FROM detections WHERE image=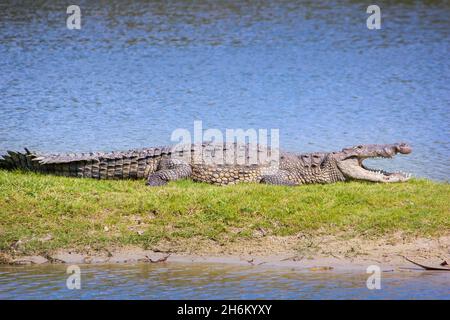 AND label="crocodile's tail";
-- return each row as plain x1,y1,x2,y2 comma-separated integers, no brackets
0,147,172,179
0,149,35,170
